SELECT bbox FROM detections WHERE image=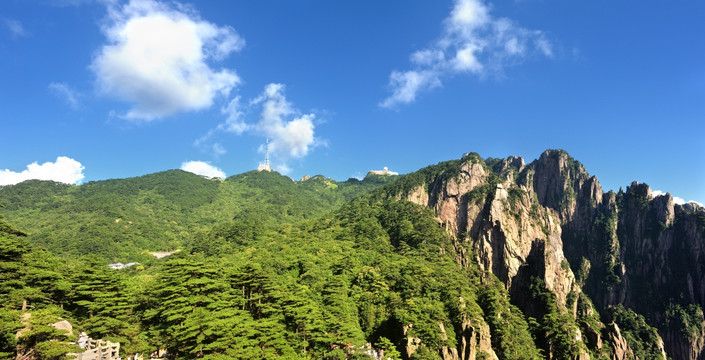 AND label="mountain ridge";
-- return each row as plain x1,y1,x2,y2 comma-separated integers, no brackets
1,149,704,359
0,168,398,261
